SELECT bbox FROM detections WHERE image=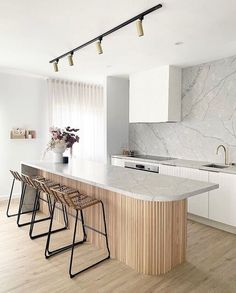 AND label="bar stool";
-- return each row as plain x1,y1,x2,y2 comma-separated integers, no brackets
33,178,69,241
43,184,86,259
6,170,31,218
16,173,50,228
21,174,69,240
49,186,110,278
7,170,44,220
